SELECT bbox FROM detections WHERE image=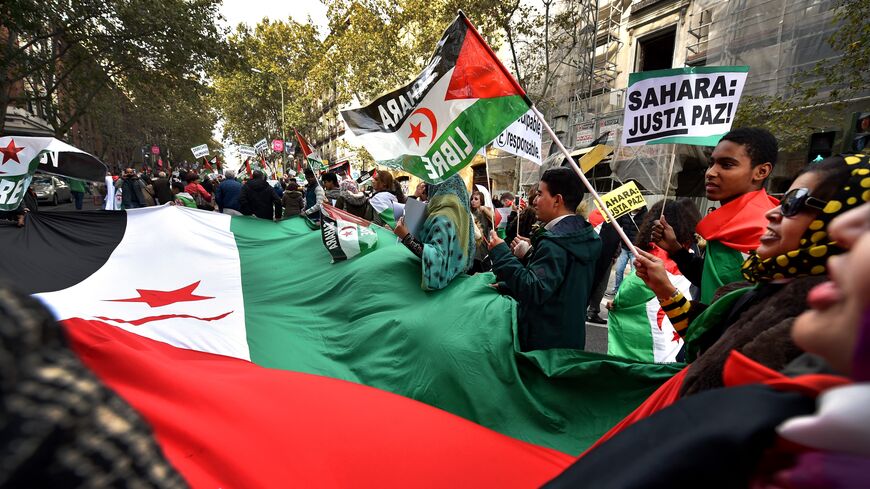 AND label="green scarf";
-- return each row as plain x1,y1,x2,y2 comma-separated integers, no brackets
742,153,870,282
